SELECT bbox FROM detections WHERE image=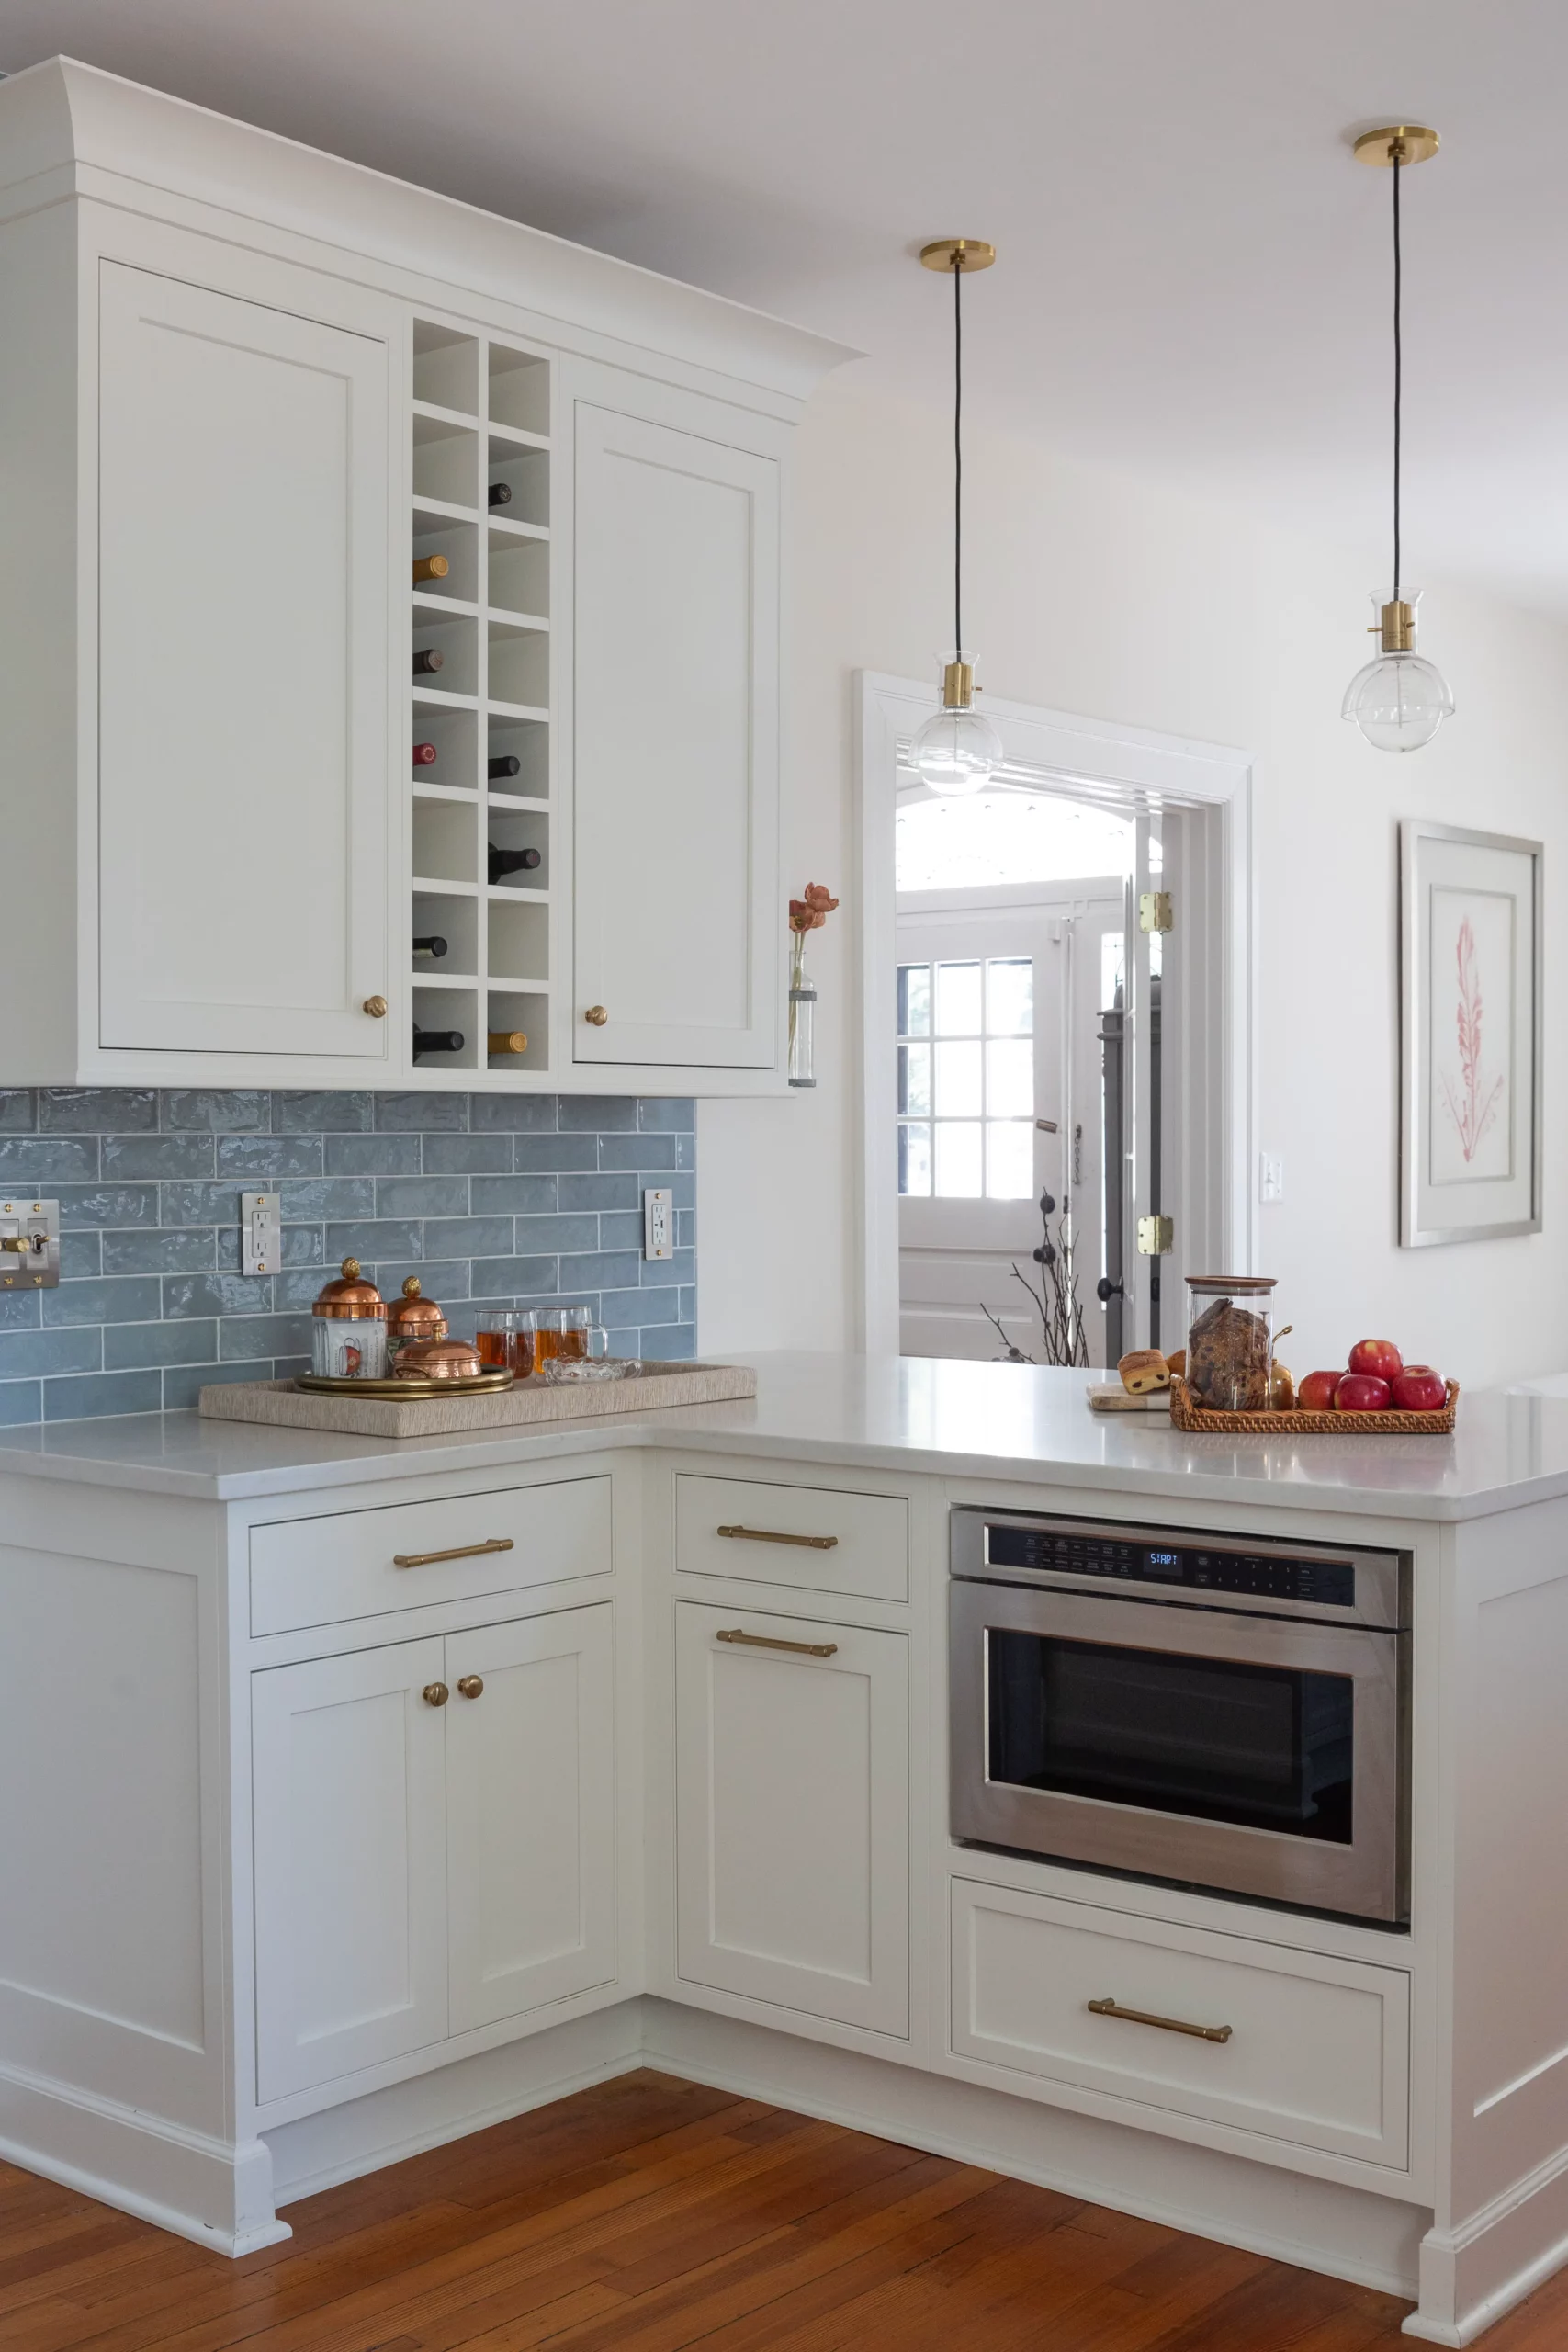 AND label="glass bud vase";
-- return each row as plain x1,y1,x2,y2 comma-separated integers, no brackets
787,943,817,1089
